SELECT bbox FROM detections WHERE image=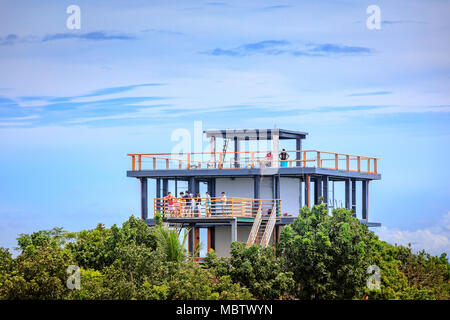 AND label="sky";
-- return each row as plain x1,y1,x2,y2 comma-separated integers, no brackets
0,0,449,256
